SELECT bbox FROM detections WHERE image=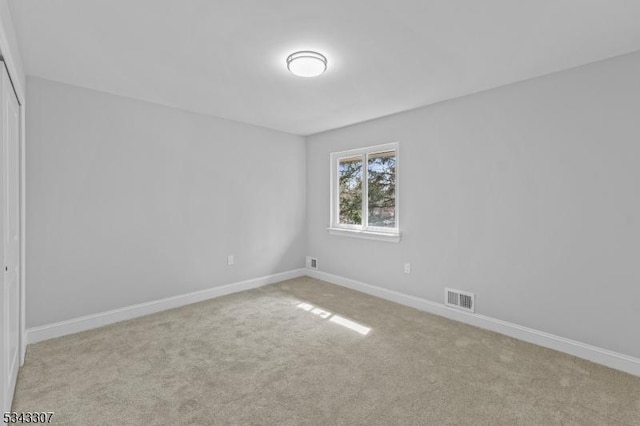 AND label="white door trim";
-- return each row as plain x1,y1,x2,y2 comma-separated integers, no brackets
18,99,24,366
